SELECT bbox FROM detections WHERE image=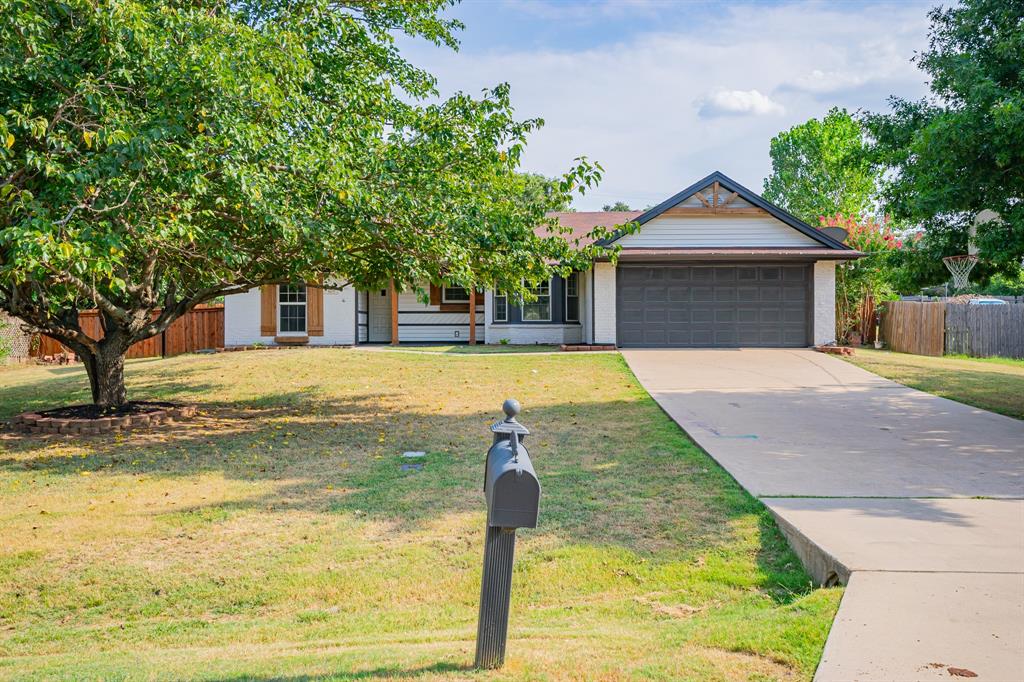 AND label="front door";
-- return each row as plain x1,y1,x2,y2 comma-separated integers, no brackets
368,287,391,343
